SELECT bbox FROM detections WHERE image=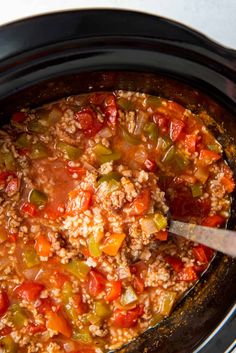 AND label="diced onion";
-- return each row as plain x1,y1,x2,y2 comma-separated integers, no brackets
134,111,148,135
98,127,112,138
141,217,157,235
